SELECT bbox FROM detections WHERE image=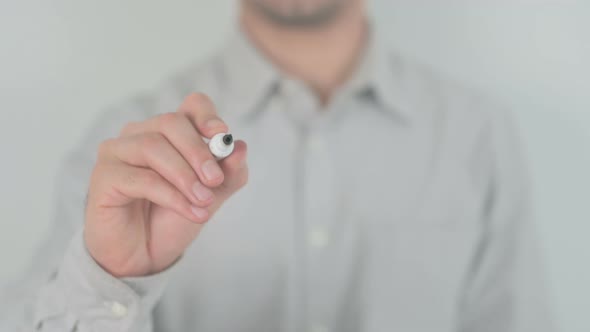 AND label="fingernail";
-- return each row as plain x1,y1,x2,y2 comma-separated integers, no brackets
201,159,223,182
192,182,213,202
206,118,225,130
191,206,209,220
